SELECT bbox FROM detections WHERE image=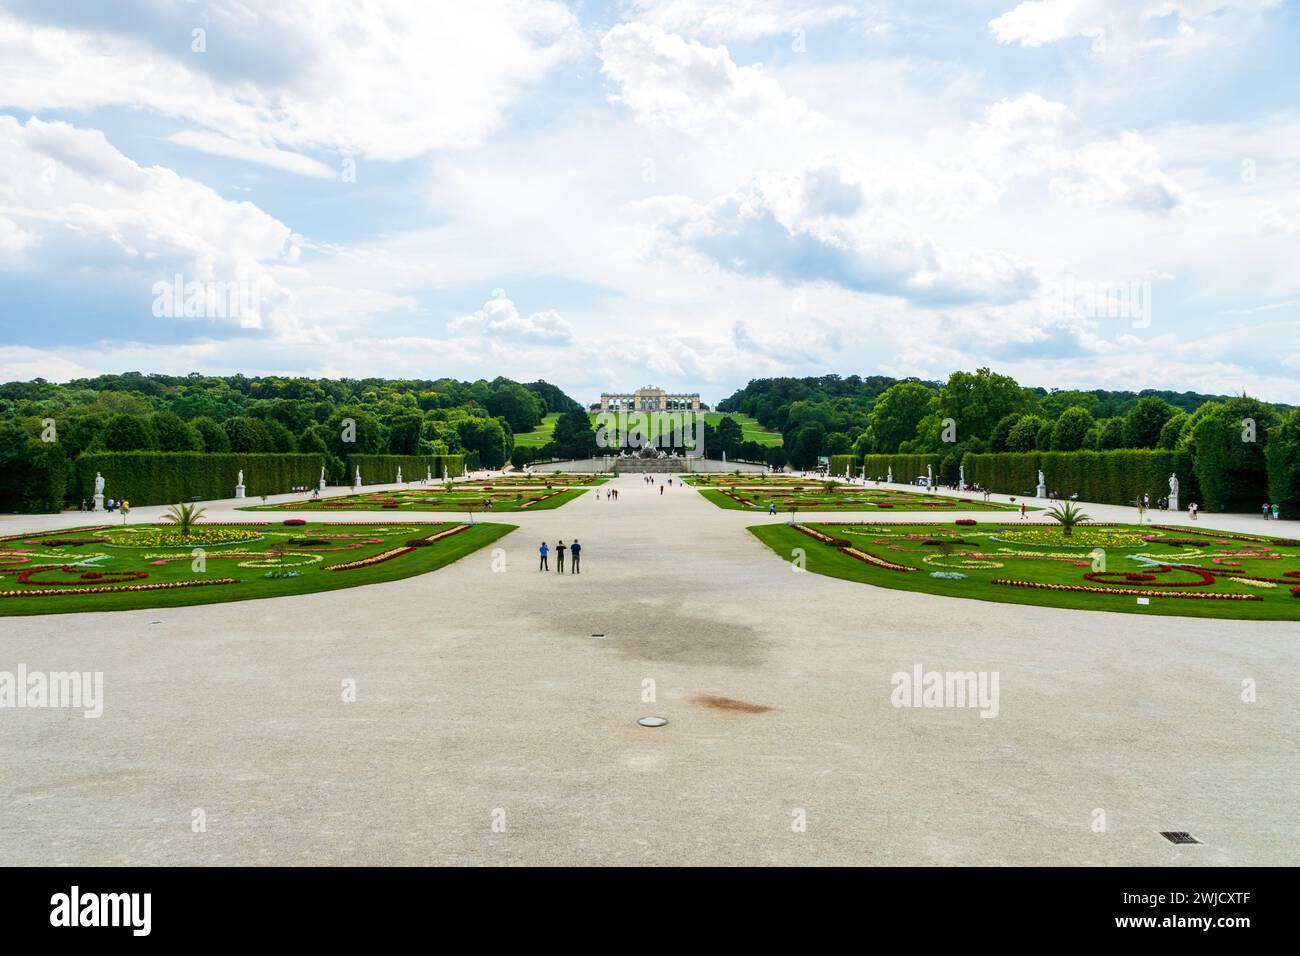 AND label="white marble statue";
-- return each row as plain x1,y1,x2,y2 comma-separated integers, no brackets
1169,473,1179,497
396,467,403,484
94,472,105,496
237,469,244,486
354,466,361,487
